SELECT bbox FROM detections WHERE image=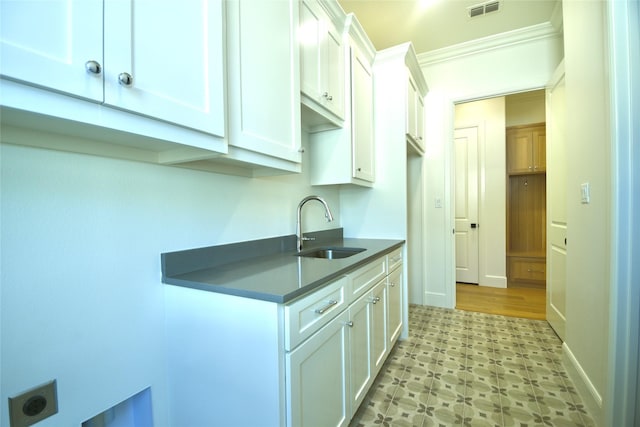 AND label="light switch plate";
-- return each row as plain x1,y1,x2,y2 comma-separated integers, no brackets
581,182,591,204
8,380,58,427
